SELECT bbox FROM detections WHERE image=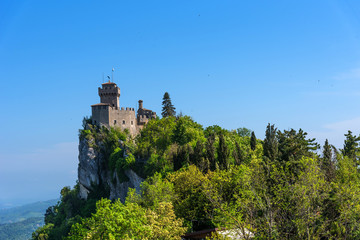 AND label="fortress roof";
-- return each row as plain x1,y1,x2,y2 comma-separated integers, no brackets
102,82,117,85
91,103,110,107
